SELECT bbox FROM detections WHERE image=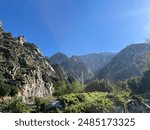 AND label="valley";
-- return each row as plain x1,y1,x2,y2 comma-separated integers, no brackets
0,22,150,113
